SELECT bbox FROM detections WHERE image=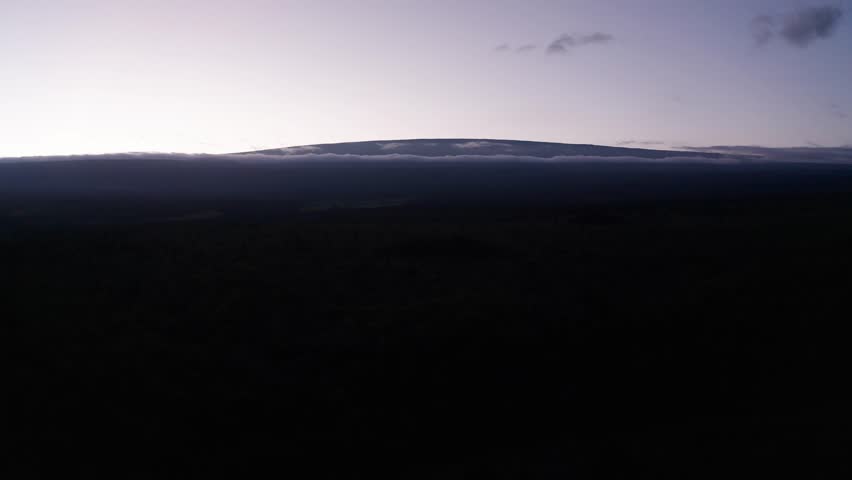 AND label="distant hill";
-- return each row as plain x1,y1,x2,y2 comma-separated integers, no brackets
6,139,852,228
3,140,852,210
241,138,723,159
